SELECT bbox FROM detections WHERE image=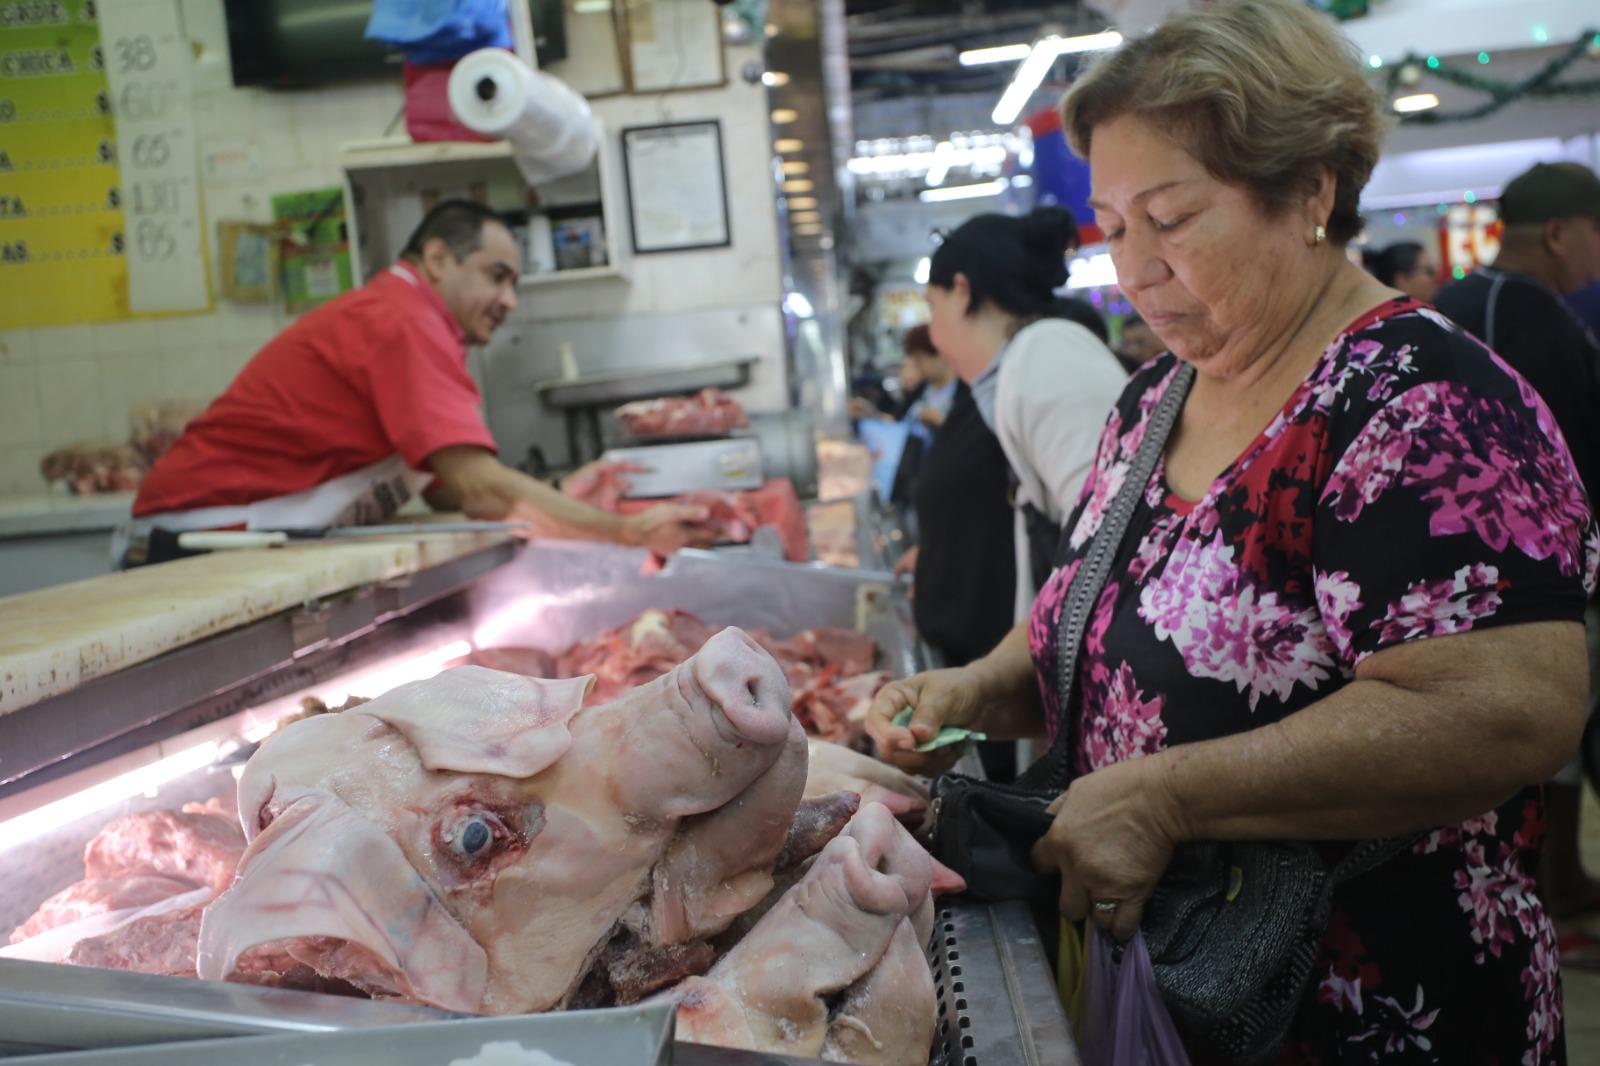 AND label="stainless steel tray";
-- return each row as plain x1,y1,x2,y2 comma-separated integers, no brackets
535,359,756,409
2,1004,674,1065
0,959,455,1056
